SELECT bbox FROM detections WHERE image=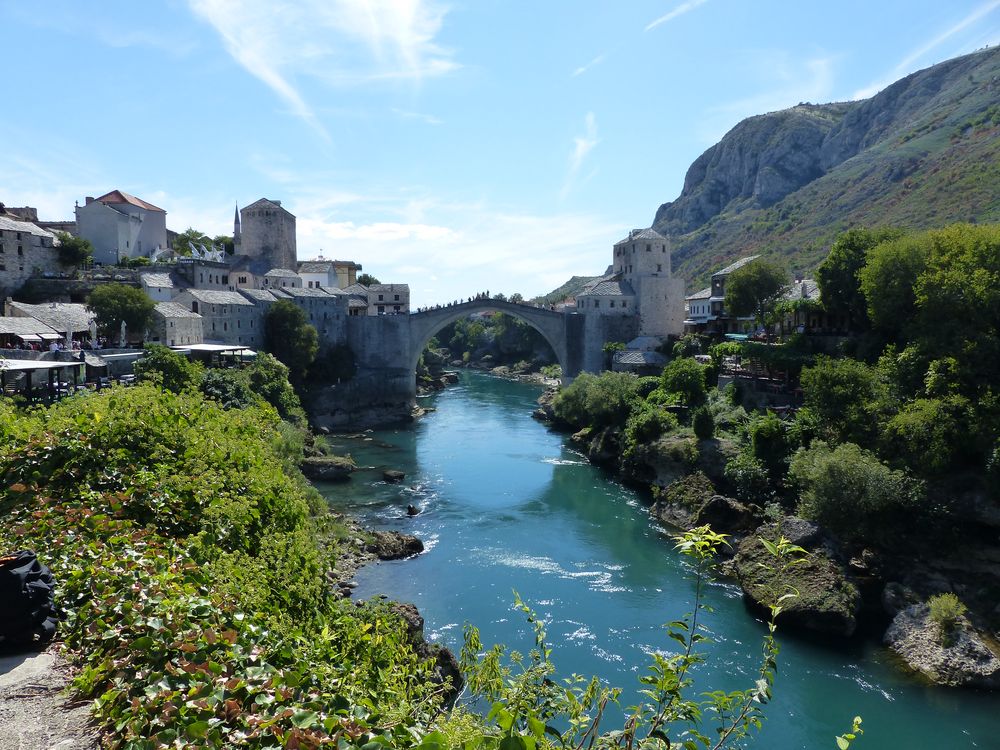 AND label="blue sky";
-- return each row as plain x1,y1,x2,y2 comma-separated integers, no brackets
2,0,998,306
